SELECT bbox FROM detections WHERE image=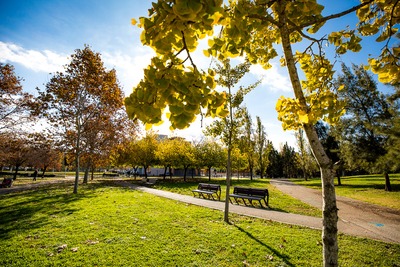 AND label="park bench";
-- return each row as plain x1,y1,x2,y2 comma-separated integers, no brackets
229,186,269,208
0,178,13,188
192,183,221,201
141,178,158,186
102,173,120,177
